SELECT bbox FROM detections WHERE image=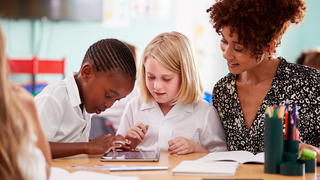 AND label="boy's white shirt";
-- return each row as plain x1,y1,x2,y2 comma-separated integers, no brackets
35,74,91,142
116,97,227,152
